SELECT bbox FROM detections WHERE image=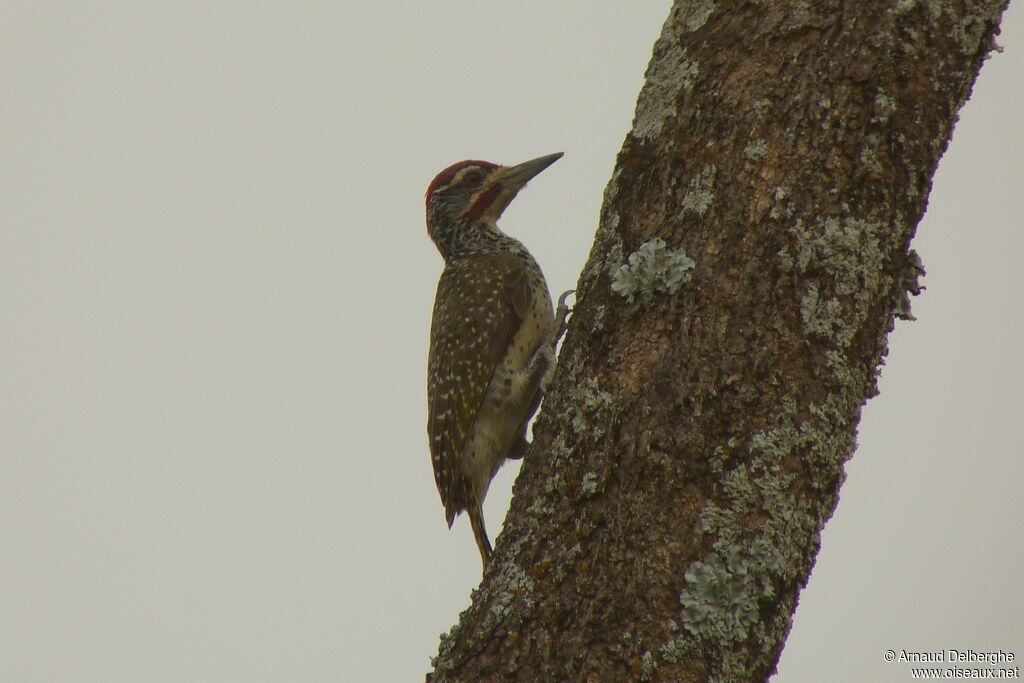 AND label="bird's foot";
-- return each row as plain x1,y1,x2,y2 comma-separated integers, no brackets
535,289,575,394
553,289,575,345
